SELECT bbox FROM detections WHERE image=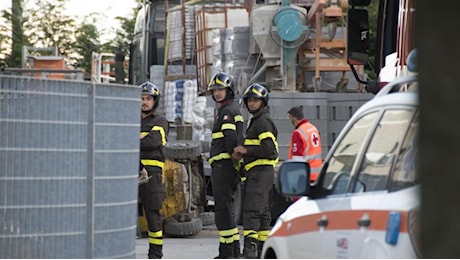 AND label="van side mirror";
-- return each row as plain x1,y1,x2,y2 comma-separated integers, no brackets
276,160,310,196
347,8,369,65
